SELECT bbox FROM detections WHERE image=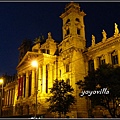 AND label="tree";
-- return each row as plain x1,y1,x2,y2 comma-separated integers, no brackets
76,64,120,118
46,79,76,118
